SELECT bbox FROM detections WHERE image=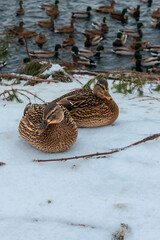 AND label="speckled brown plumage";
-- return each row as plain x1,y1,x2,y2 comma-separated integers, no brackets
19,103,78,153
53,79,119,128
